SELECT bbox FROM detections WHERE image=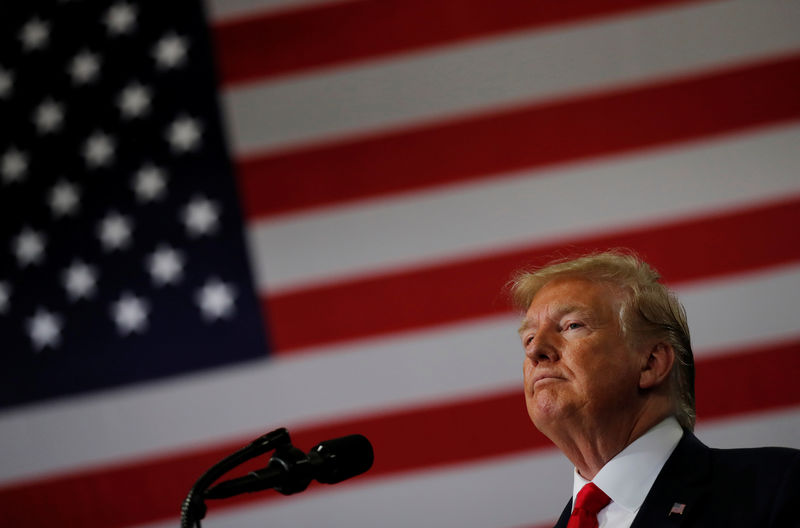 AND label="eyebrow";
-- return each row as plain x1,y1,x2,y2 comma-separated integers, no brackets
517,304,594,335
